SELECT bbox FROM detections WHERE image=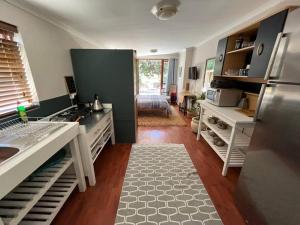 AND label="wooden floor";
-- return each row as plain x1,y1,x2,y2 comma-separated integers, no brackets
52,111,246,225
